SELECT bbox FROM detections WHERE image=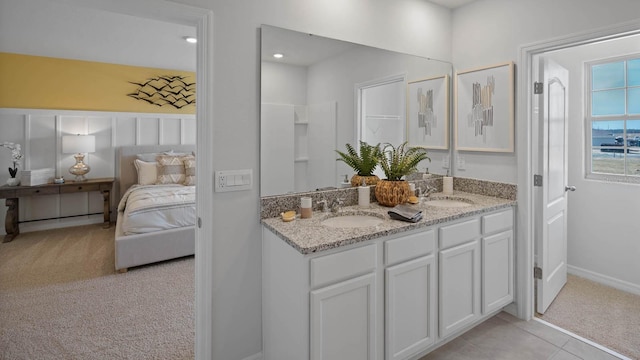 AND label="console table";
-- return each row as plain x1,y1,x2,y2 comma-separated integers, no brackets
0,177,114,243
